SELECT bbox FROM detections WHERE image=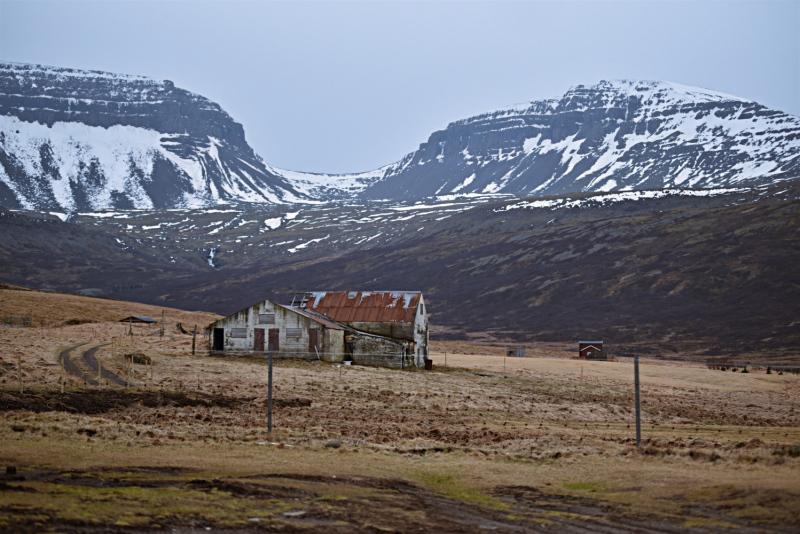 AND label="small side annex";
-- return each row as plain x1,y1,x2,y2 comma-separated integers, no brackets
208,291,429,369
